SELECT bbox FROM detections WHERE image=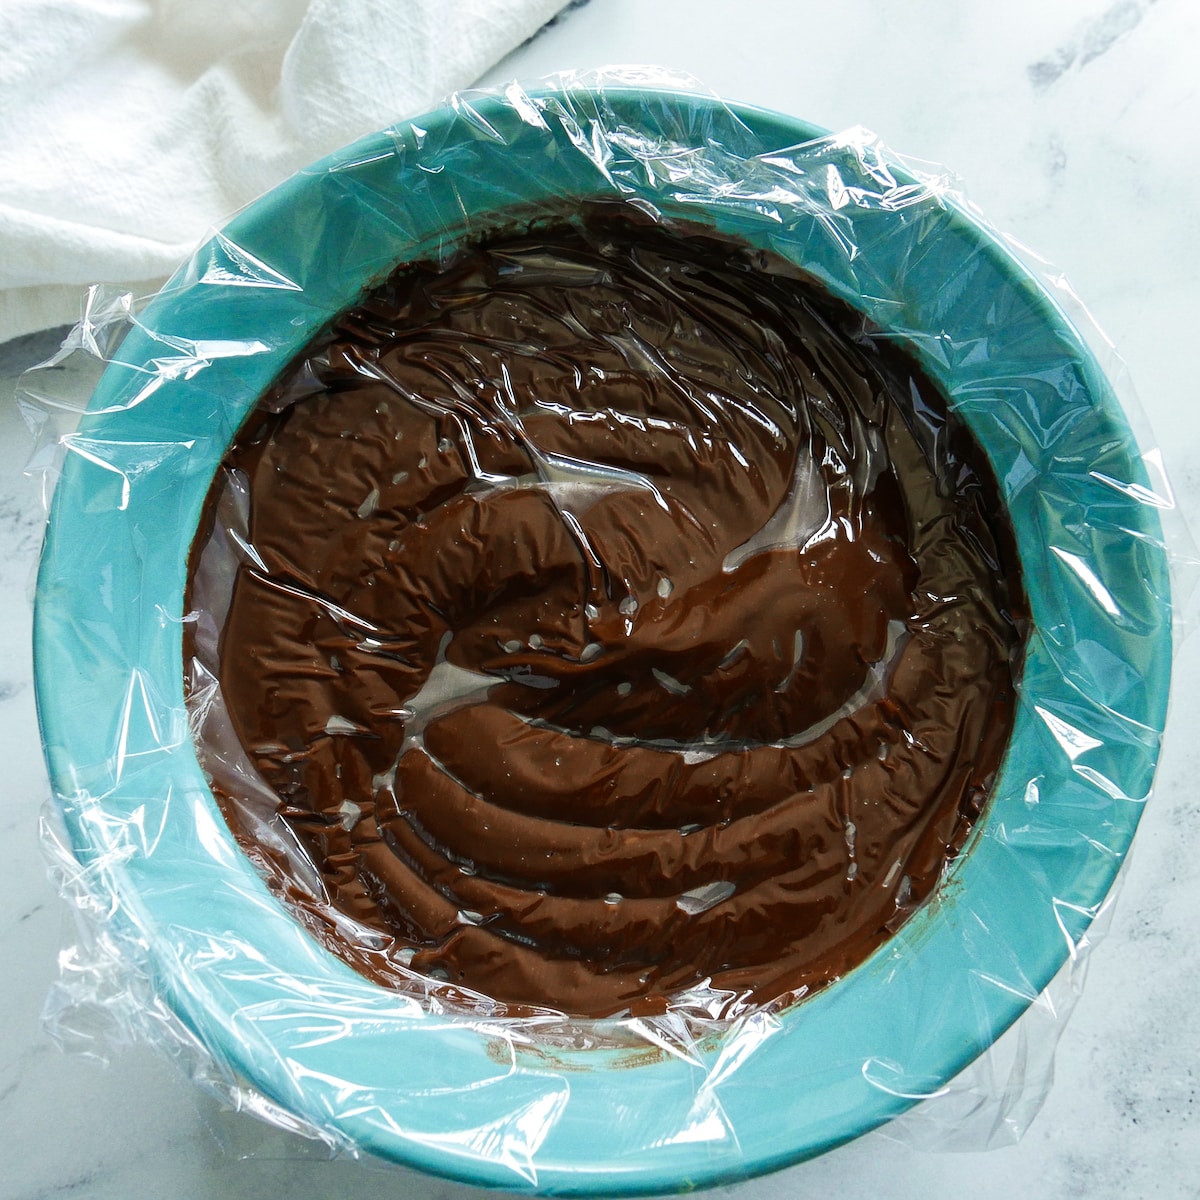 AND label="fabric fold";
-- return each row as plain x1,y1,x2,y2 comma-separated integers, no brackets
0,0,569,342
